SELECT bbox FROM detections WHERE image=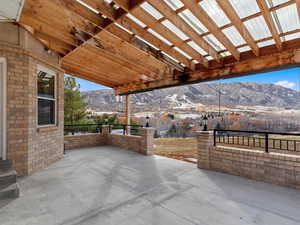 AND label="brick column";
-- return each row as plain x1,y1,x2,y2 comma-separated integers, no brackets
140,128,155,155
102,125,110,144
196,131,214,169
